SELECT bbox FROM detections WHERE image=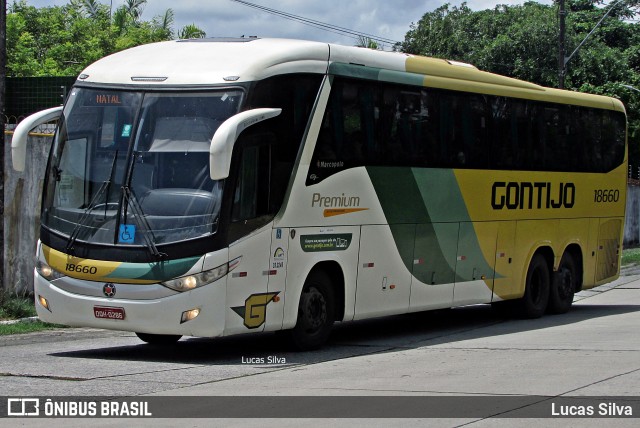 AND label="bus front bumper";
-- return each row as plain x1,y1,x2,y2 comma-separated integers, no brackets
33,271,227,338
